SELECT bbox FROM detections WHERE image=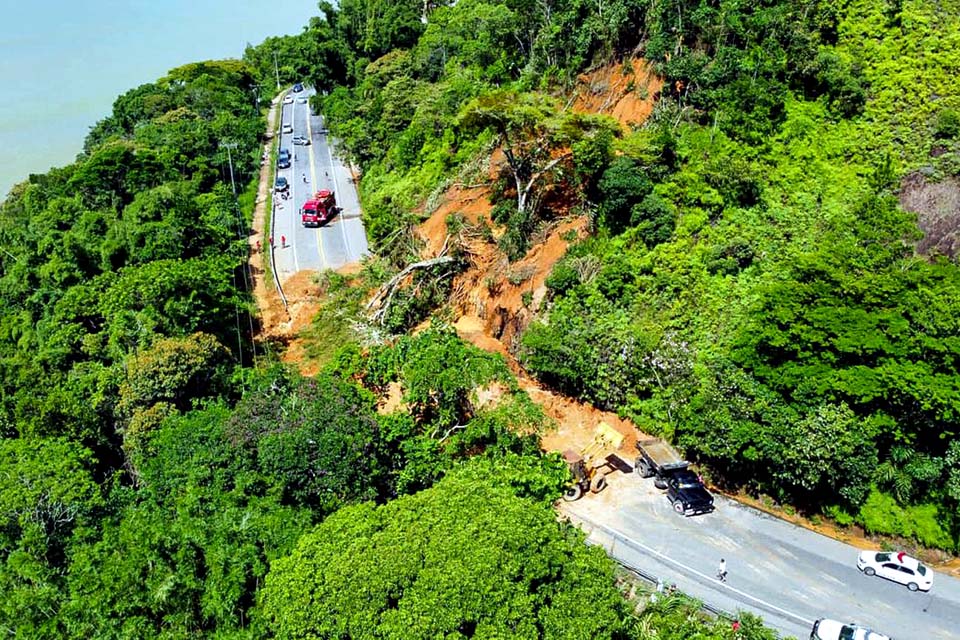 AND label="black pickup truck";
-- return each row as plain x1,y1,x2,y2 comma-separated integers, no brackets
635,438,714,516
